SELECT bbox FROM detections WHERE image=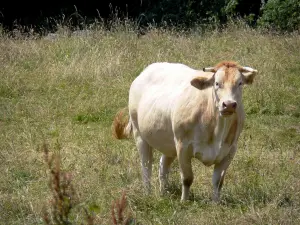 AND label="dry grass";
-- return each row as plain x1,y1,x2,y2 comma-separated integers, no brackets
0,22,300,224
